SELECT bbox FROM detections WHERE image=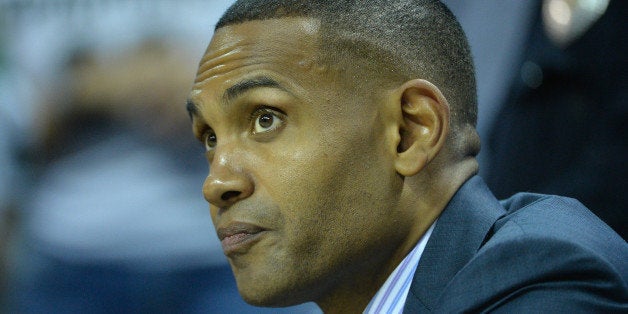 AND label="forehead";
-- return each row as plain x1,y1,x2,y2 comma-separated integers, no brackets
190,18,323,101
207,17,321,57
